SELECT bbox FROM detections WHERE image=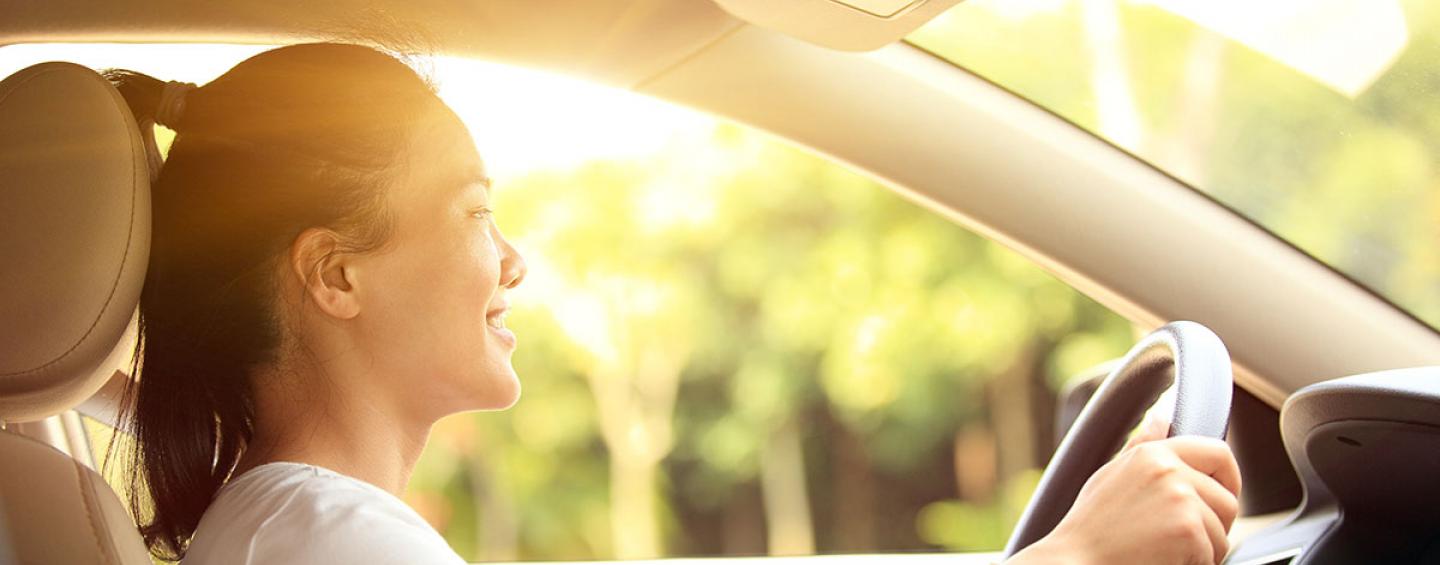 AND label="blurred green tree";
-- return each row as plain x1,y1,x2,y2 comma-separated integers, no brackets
409,122,1134,559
